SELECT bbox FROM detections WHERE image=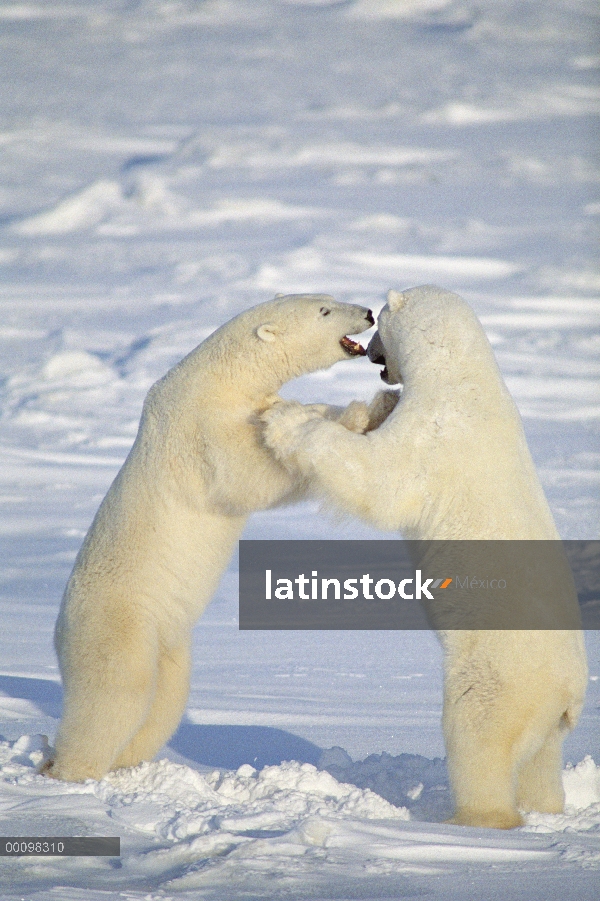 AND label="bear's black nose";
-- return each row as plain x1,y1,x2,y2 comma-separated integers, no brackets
366,309,375,326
